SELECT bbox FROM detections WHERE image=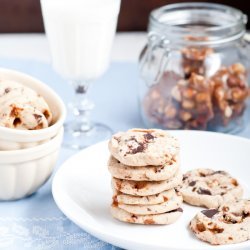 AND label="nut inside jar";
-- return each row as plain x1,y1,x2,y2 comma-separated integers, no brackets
141,3,250,131
143,44,249,130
